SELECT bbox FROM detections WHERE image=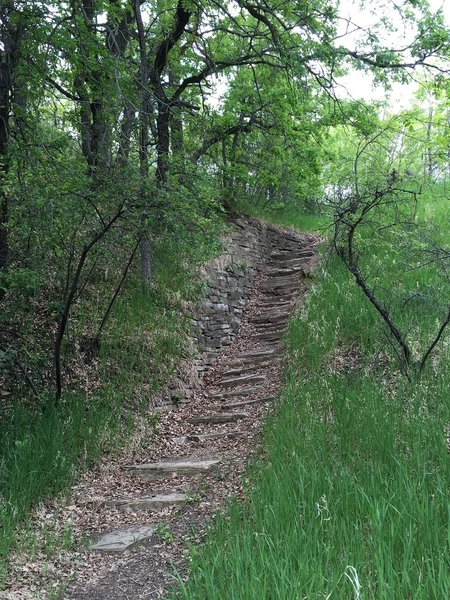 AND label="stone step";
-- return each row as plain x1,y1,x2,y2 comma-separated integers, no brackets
253,320,288,331
105,493,187,512
260,279,303,292
235,349,277,360
208,387,261,400
222,358,272,371
124,458,220,478
257,305,293,313
266,267,304,277
188,430,252,442
252,316,289,326
271,250,314,260
268,238,301,248
252,331,285,342
261,289,296,299
253,323,286,333
268,257,312,269
256,319,289,329
264,271,303,282
217,374,266,388
253,324,288,334
172,436,189,445
258,299,293,308
208,396,275,410
220,364,264,377
91,525,155,553
251,312,290,324
262,278,301,289
254,317,288,327
252,321,288,333
261,285,298,295
187,412,248,424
